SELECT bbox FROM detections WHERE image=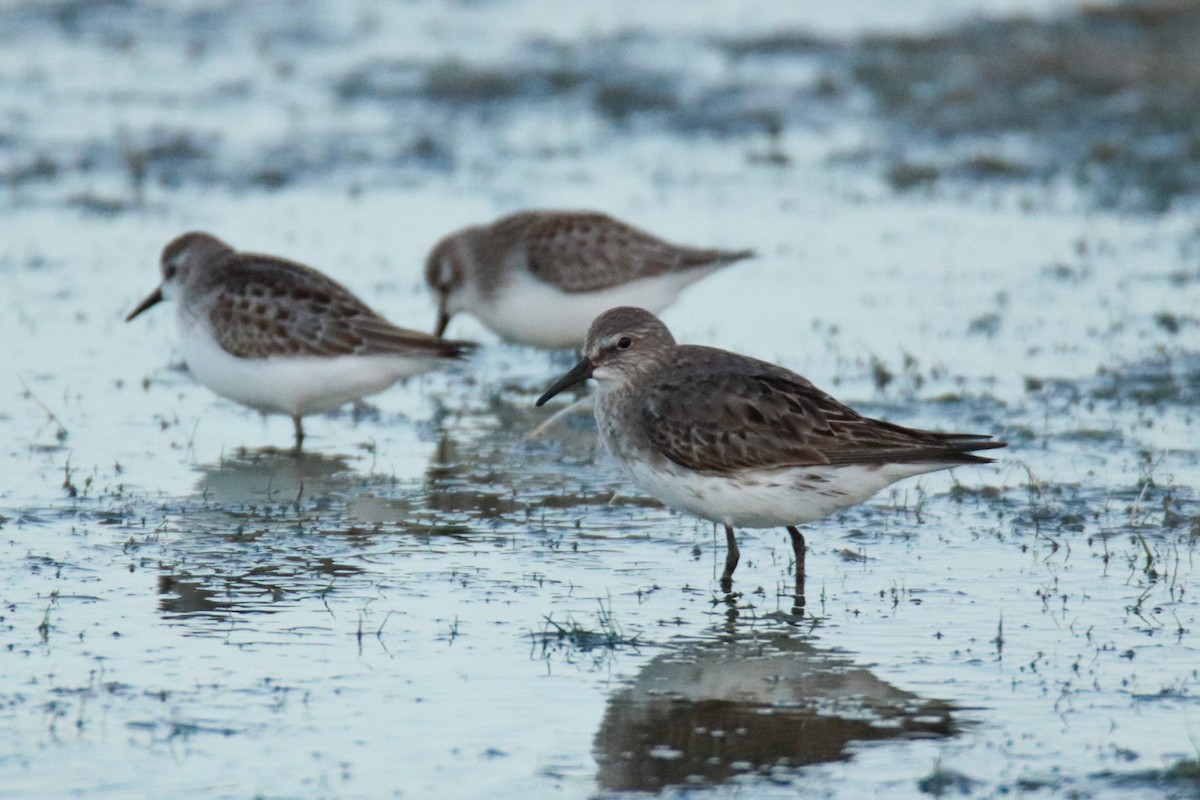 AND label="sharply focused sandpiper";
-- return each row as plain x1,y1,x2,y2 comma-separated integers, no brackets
537,307,1005,592
127,232,475,451
426,210,754,348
